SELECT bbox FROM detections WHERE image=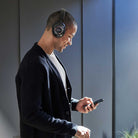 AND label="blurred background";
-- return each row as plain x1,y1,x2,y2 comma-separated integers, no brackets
0,0,138,137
